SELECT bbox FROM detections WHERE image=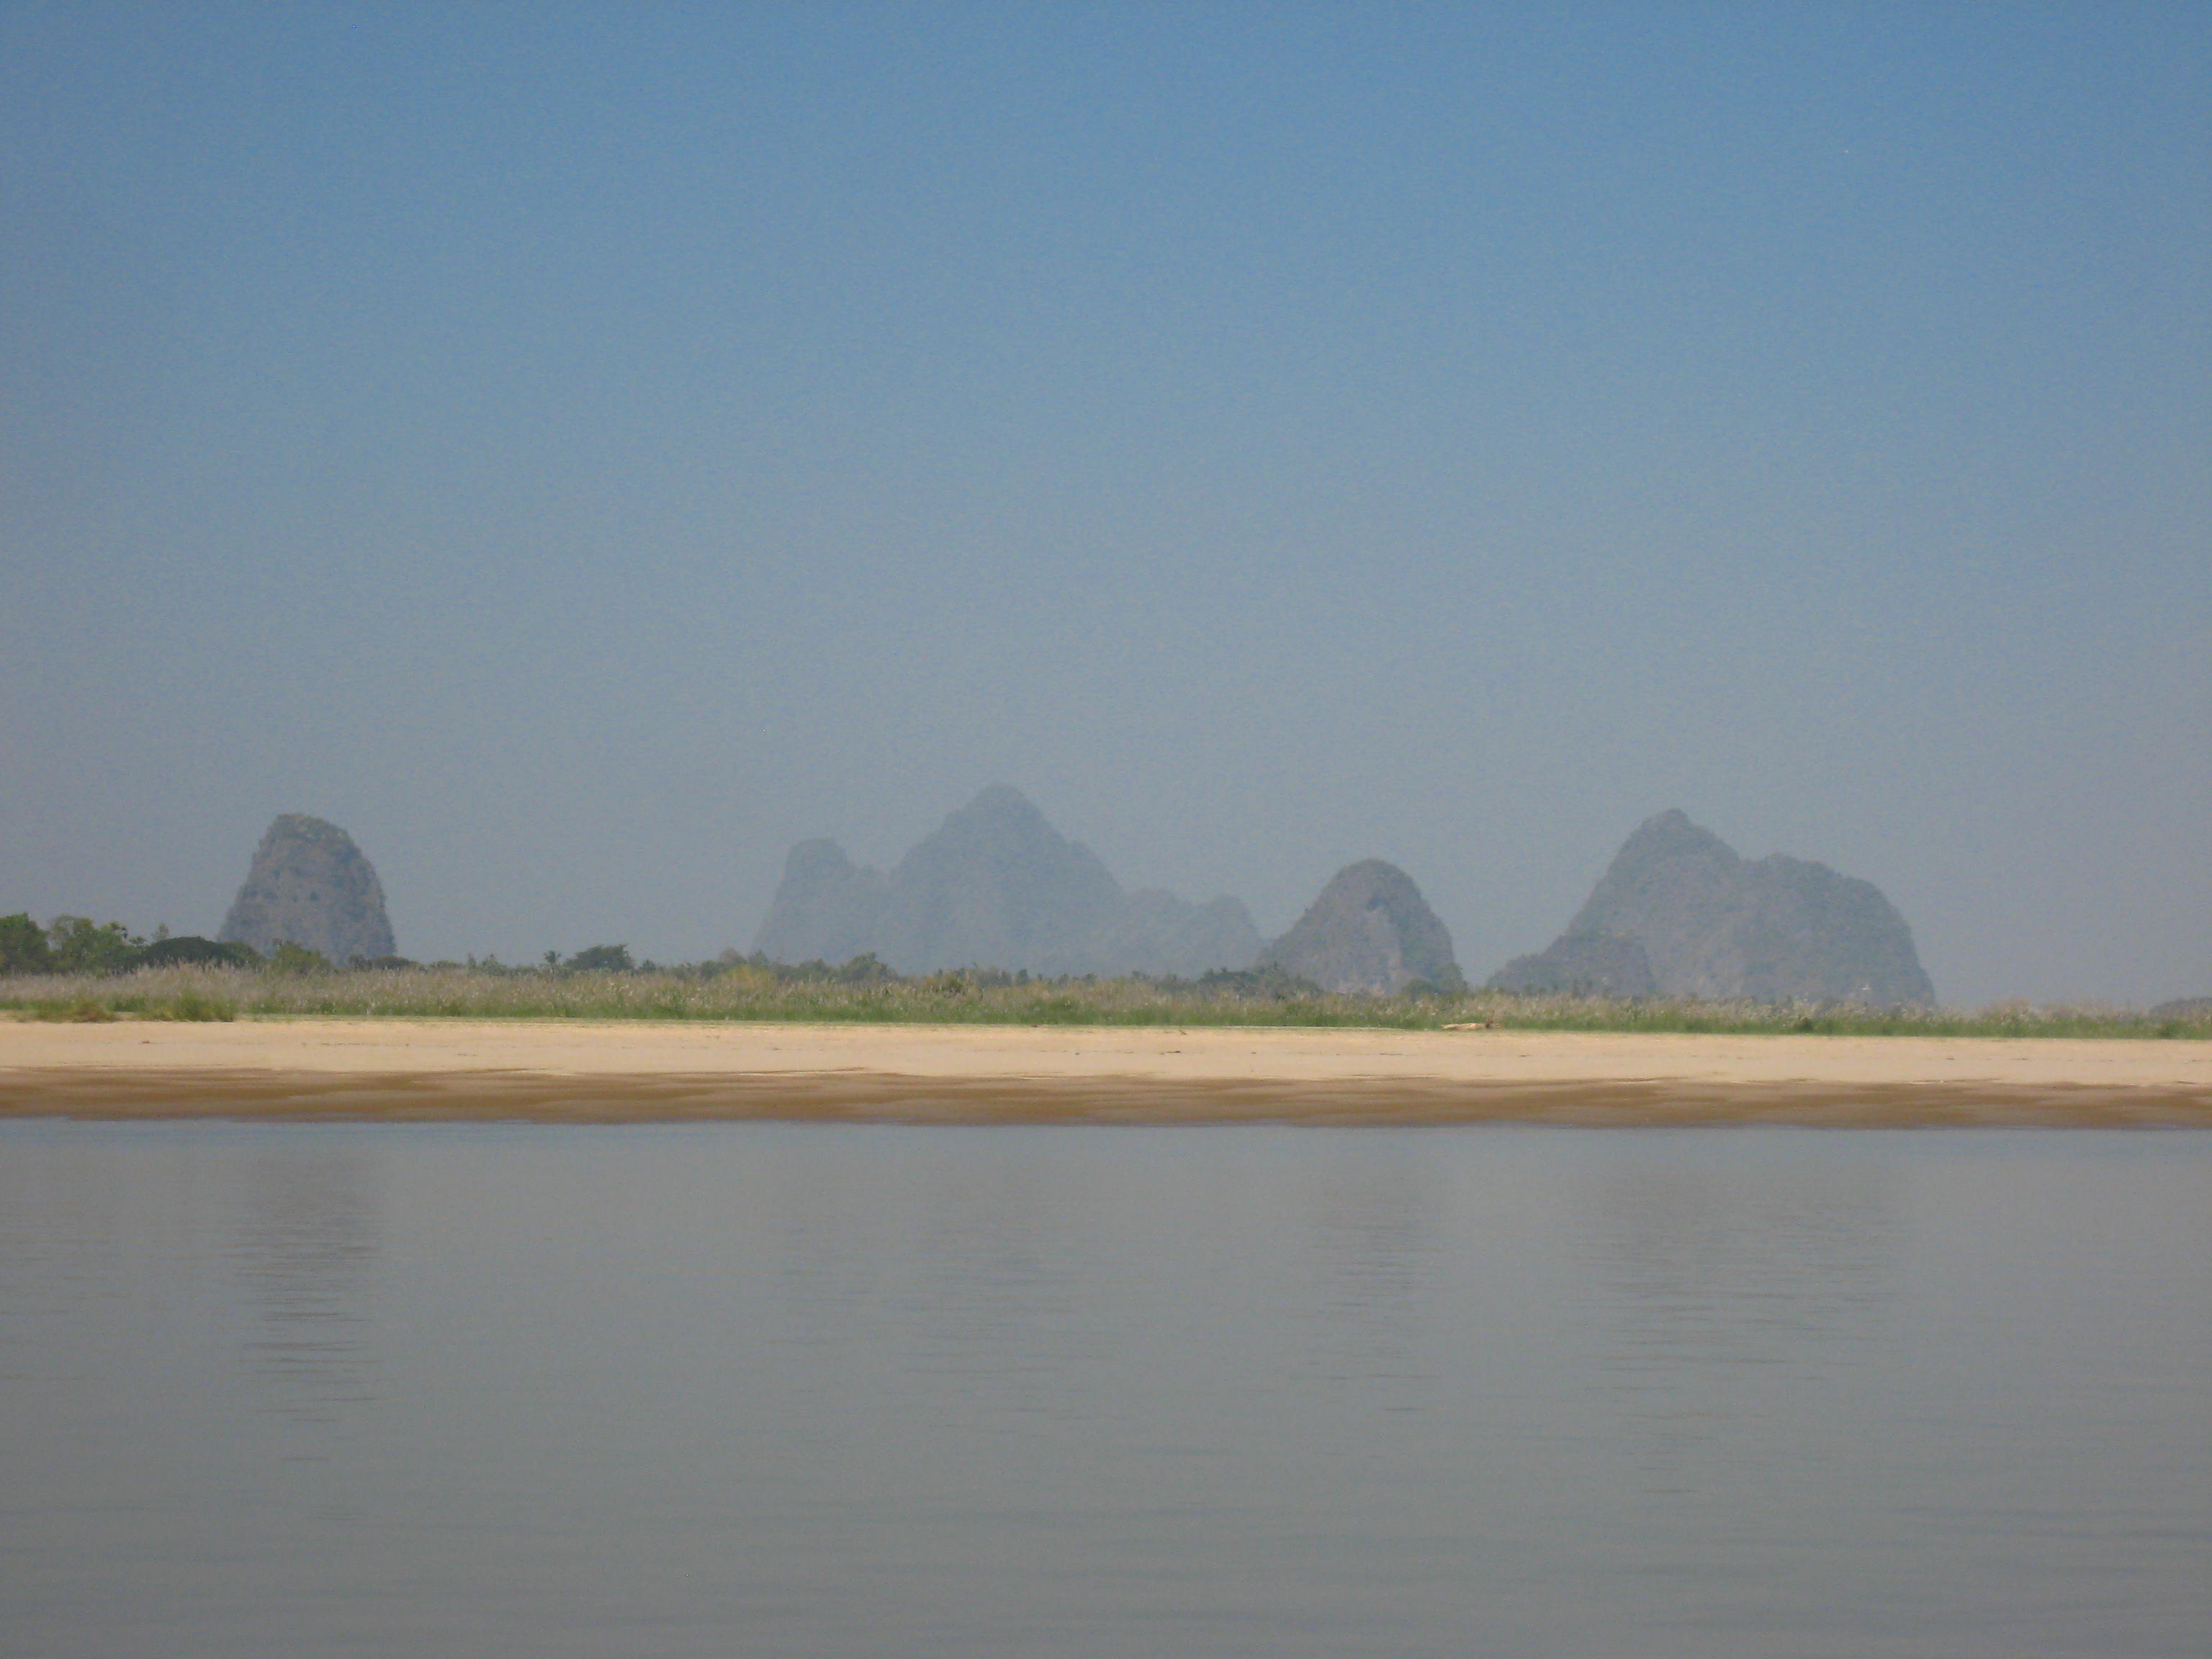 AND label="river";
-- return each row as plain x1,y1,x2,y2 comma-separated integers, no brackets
3,1120,2206,1657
